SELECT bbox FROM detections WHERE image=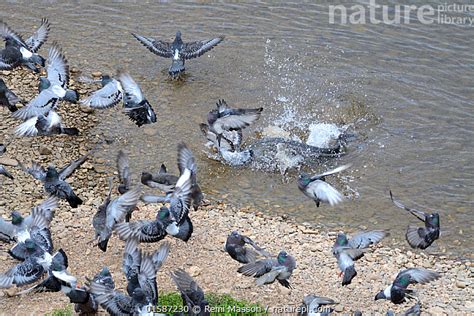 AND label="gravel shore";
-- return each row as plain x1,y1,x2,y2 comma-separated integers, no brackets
0,69,472,315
